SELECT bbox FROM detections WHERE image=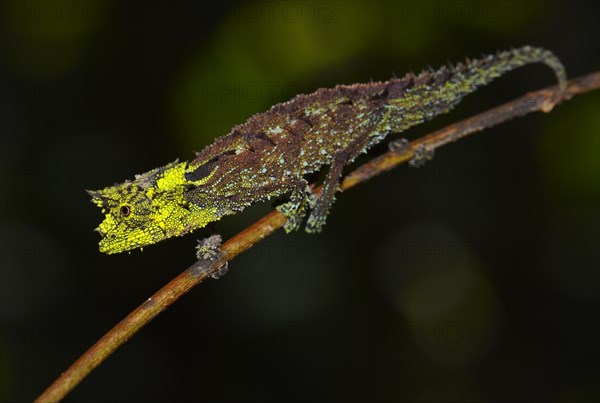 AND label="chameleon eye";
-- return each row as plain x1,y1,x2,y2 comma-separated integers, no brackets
120,205,131,217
